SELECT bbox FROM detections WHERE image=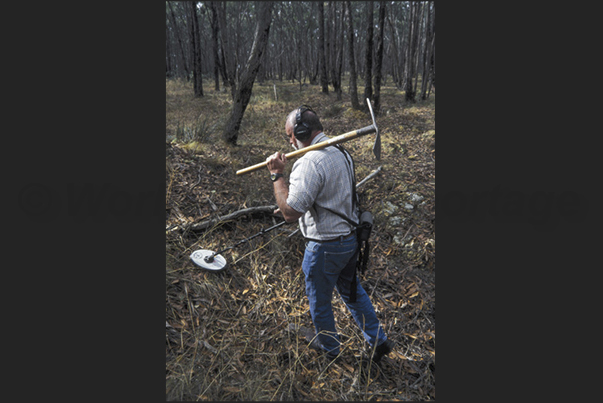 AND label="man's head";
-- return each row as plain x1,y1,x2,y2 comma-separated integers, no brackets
285,106,323,150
